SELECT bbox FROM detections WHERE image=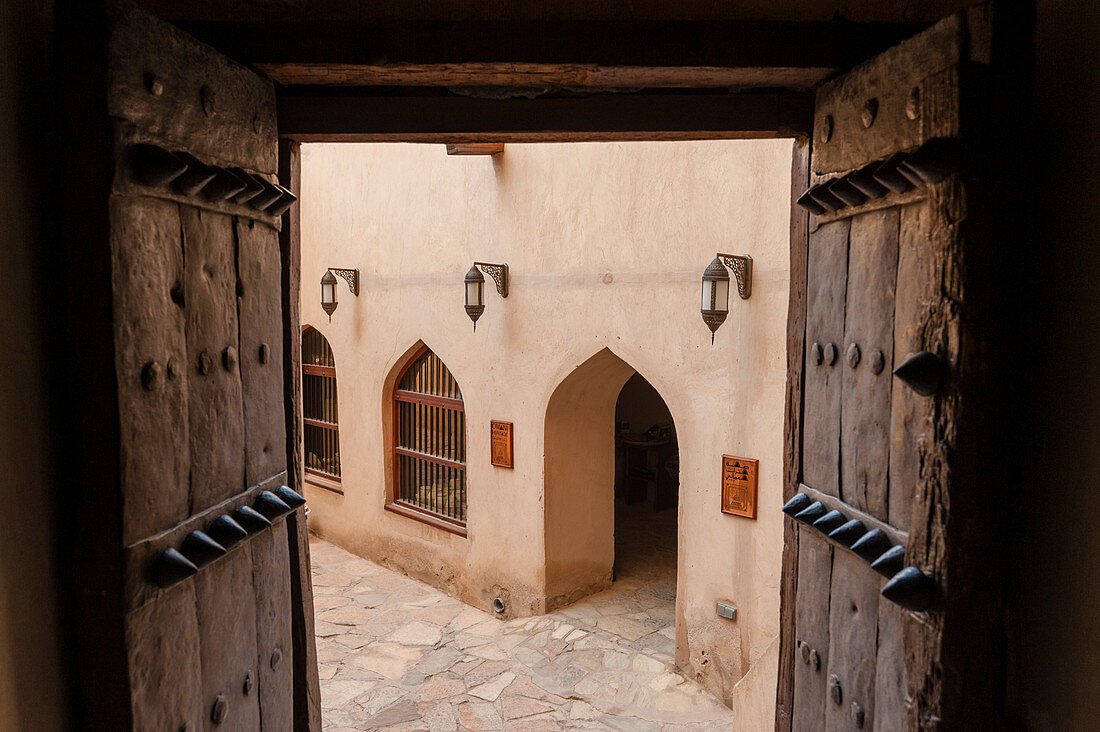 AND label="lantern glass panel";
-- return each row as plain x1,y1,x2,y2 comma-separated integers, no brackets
322,280,336,307
713,277,730,313
466,280,484,308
